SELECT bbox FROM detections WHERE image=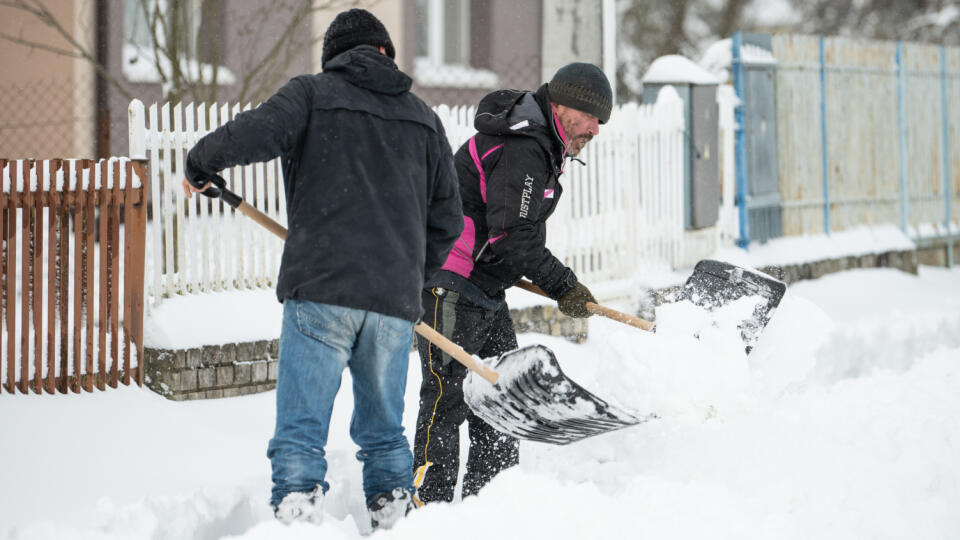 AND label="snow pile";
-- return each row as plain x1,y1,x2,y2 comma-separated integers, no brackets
641,54,720,85
698,38,779,83
144,289,282,349
715,225,916,268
